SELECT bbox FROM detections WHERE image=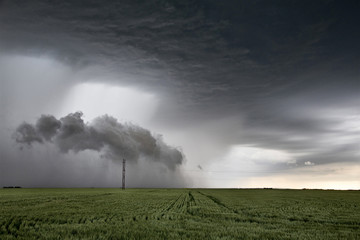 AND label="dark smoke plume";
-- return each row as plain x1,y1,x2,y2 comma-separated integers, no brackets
14,112,184,170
